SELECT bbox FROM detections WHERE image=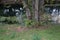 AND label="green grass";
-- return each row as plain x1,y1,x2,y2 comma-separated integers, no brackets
0,24,60,40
